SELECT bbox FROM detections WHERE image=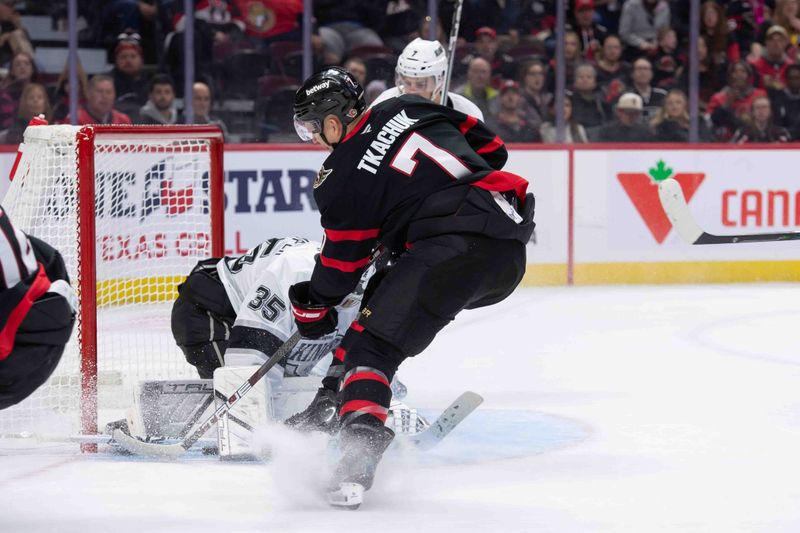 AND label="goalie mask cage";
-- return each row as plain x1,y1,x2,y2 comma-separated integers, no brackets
0,125,224,451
